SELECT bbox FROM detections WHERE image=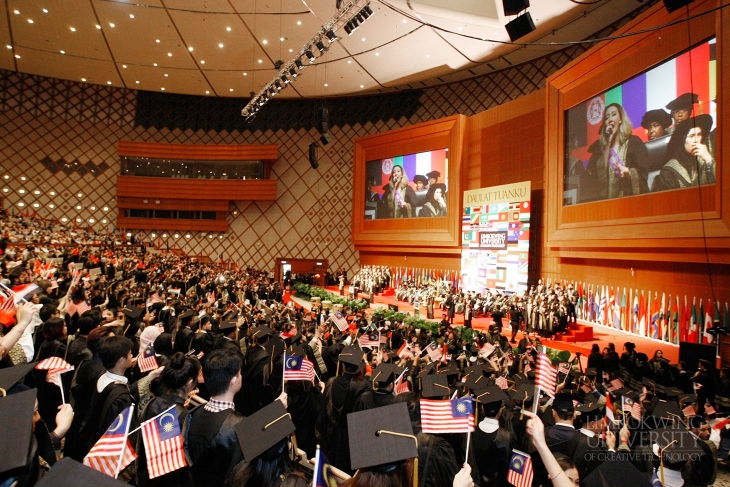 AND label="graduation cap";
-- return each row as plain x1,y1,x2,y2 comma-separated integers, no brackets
585,368,597,378
666,92,699,113
473,384,508,406
338,346,365,366
218,319,239,334
438,362,460,378
120,306,142,320
553,393,580,413
509,383,534,404
0,362,35,393
251,325,274,339
665,388,683,400
371,363,397,389
651,400,684,421
650,426,703,463
347,402,419,471
288,345,307,358
178,308,195,320
412,175,428,186
678,394,696,406
640,109,673,130
234,400,296,461
425,170,441,180
576,401,604,422
464,369,489,390
582,459,651,487
35,458,129,487
420,374,451,398
416,362,437,379
0,388,37,477
511,372,530,386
